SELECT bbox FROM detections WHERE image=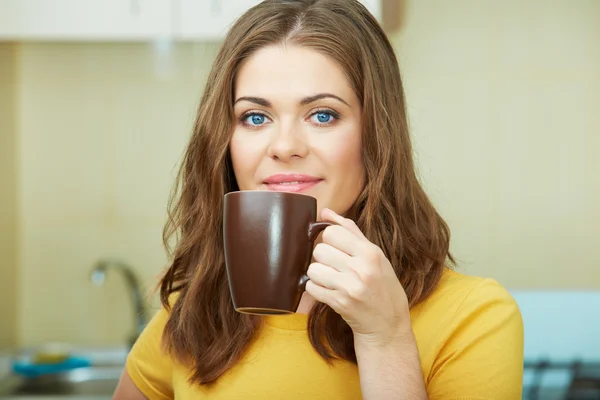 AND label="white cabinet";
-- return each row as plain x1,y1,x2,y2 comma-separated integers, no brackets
175,0,382,41
176,0,262,41
0,0,172,40
0,0,382,42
